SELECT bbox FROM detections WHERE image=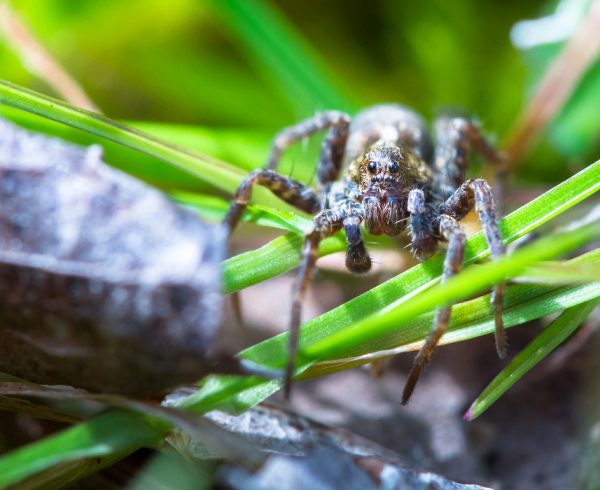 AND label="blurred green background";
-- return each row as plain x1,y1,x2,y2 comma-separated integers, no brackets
1,0,598,187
